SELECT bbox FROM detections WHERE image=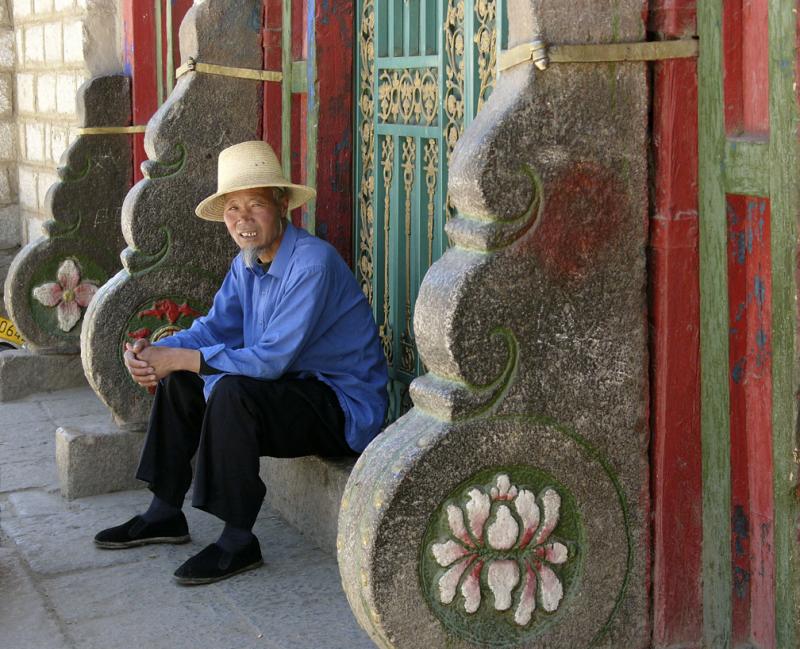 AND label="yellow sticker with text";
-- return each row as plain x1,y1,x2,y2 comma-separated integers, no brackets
0,316,23,347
